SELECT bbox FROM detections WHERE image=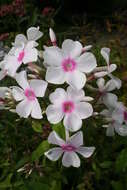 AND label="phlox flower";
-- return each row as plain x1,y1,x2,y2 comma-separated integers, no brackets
12,26,43,48
101,105,127,136
101,47,121,89
46,86,93,132
0,41,38,77
45,131,95,167
96,78,118,107
43,39,97,90
12,71,47,119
